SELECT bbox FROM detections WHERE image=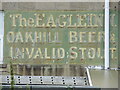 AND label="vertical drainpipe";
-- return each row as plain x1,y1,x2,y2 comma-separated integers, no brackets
105,0,110,69
0,11,4,64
